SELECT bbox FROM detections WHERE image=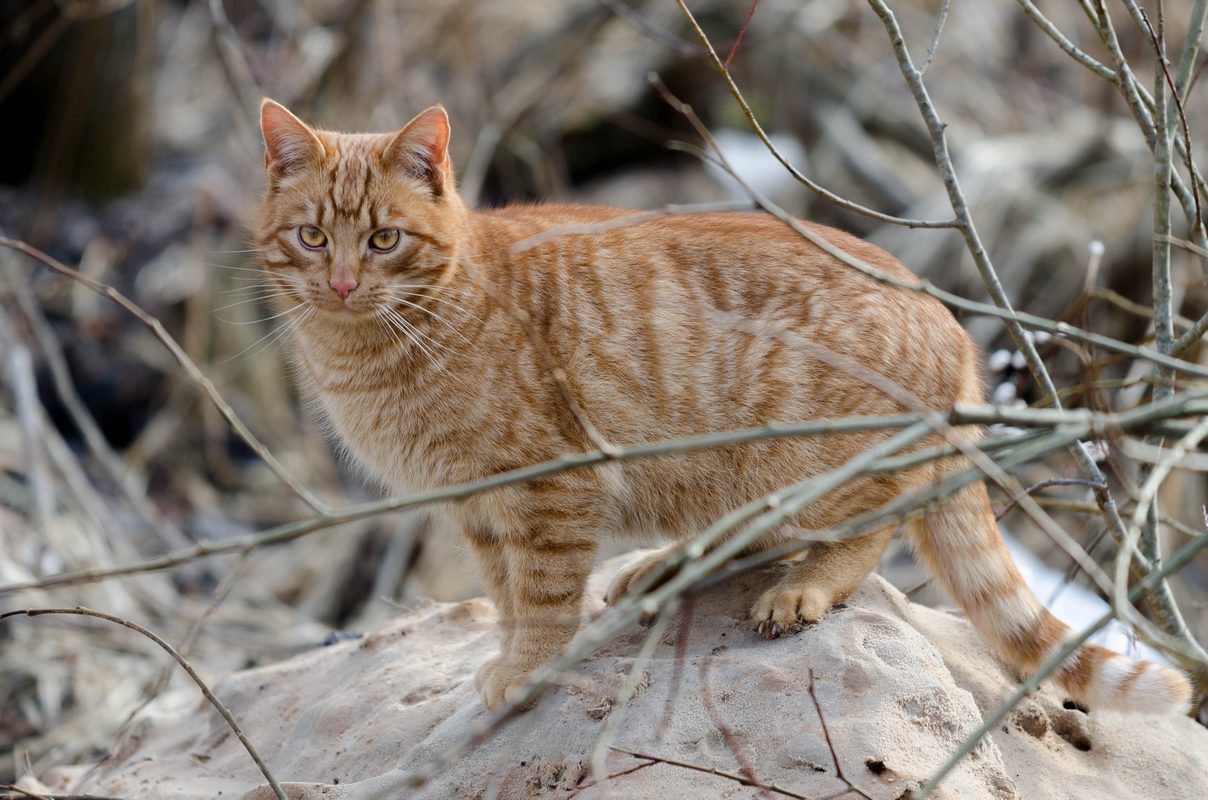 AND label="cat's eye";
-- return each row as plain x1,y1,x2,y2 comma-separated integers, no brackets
298,226,327,249
369,229,401,253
